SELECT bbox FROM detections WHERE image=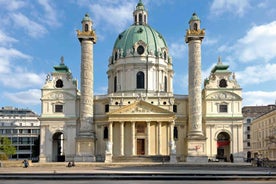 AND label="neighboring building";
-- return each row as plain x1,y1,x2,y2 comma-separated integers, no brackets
39,1,243,163
242,105,276,160
251,106,276,160
0,106,40,160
